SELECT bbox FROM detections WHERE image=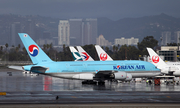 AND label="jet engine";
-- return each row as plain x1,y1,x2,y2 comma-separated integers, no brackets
113,72,127,80
124,73,132,81
172,71,180,76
